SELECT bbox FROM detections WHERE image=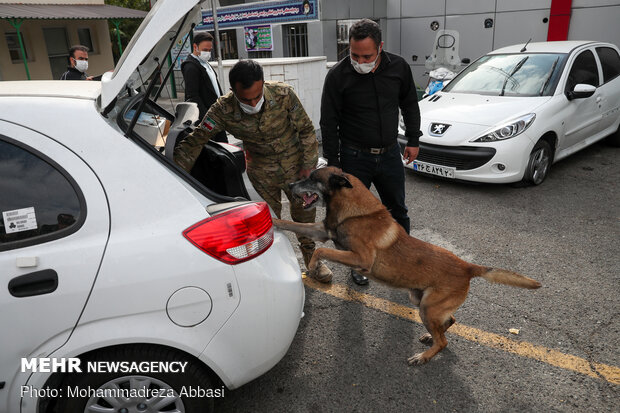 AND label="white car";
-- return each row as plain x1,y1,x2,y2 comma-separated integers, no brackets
399,41,620,185
0,1,304,412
